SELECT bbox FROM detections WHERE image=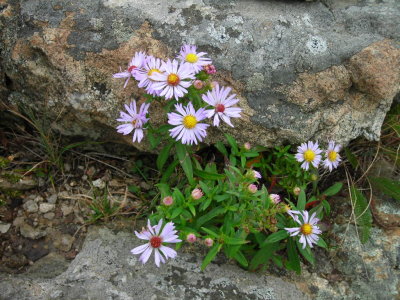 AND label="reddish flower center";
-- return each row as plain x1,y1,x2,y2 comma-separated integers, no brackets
150,236,162,248
216,104,225,113
128,65,136,72
167,73,180,86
